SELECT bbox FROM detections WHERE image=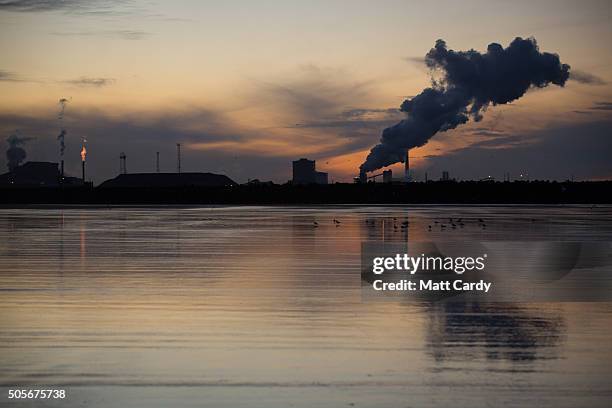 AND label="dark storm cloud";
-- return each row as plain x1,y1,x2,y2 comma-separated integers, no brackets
361,37,572,173
422,120,612,181
569,70,607,85
63,77,115,87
